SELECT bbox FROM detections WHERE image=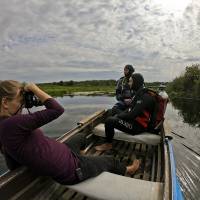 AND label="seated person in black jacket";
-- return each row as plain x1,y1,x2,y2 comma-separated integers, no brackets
95,73,156,151
111,64,135,115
